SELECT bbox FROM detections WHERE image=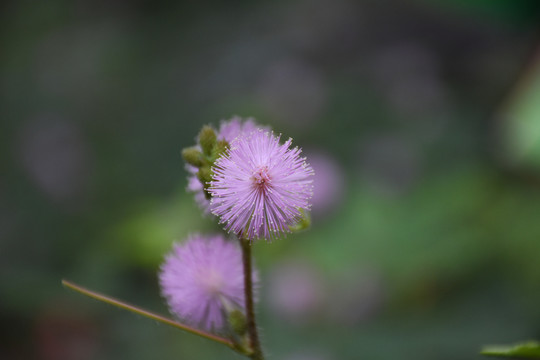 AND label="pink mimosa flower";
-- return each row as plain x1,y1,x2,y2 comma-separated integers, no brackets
209,130,314,241
159,234,256,331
